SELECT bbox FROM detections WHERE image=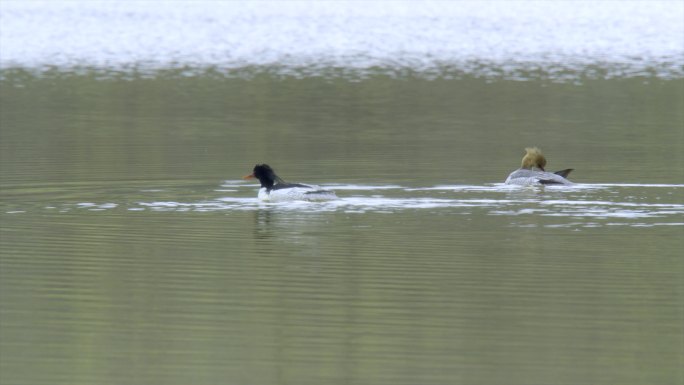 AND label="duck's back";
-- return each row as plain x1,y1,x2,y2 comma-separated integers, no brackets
505,169,573,186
